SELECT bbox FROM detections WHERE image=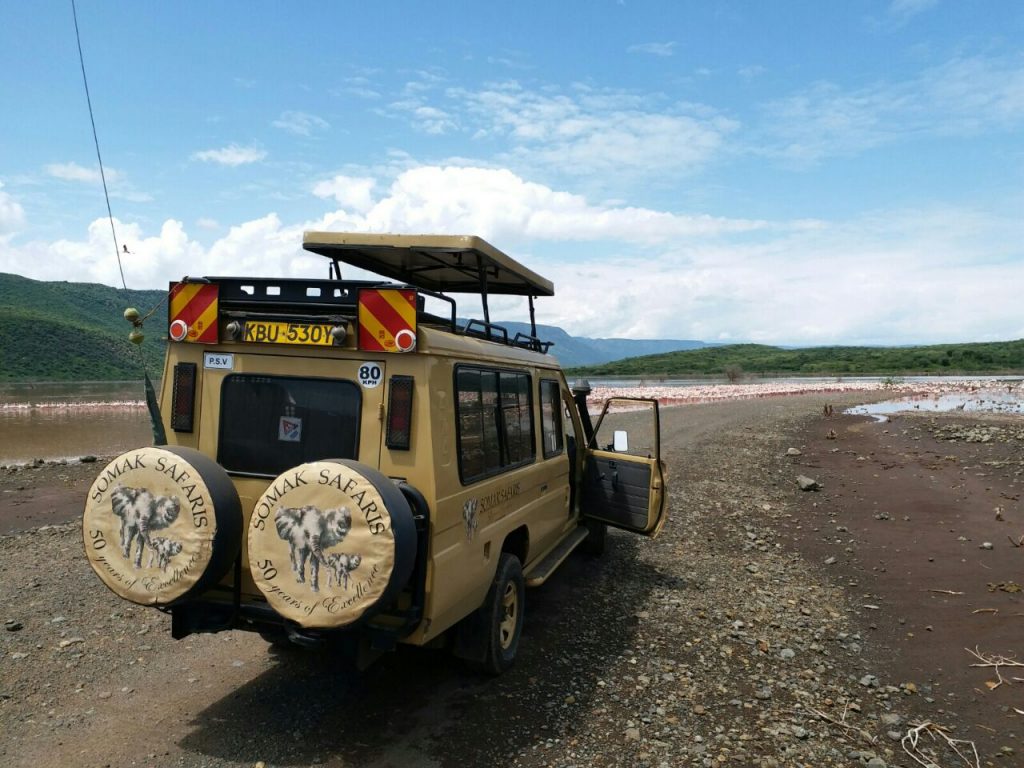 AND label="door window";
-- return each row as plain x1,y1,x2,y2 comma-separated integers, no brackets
539,379,564,458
